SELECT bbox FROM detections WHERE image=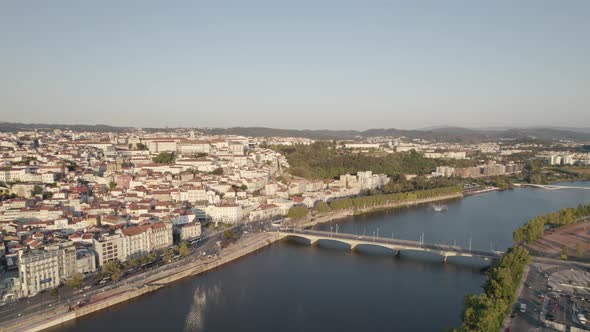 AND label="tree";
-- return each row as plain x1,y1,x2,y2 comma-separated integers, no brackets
561,245,569,260
223,229,235,239
178,241,190,257
152,152,175,164
315,201,331,214
137,143,148,151
163,248,173,263
240,184,248,191
65,273,84,289
42,192,54,200
576,243,584,258
31,185,43,196
102,261,122,281
108,181,117,191
288,206,309,220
